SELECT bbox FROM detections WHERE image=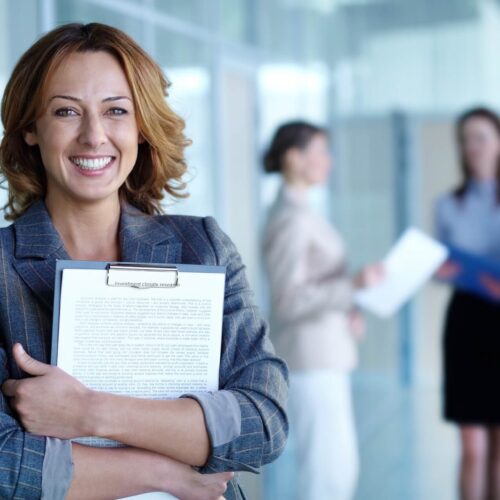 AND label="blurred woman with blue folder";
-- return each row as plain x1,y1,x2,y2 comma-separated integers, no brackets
435,107,500,500
262,121,383,500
